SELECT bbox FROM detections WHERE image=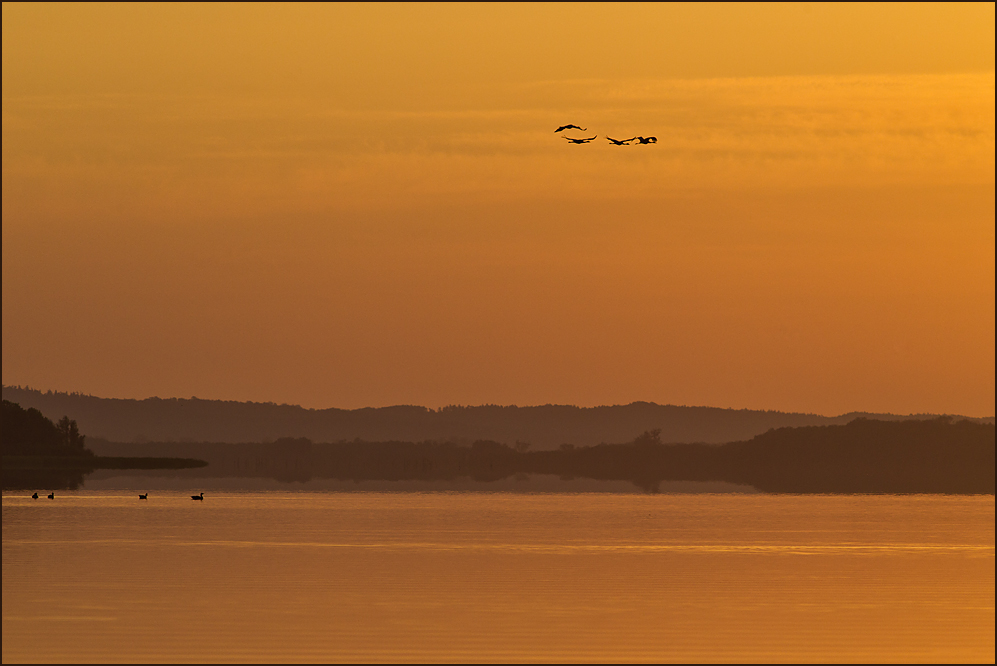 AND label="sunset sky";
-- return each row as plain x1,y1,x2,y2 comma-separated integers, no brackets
2,2,994,415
